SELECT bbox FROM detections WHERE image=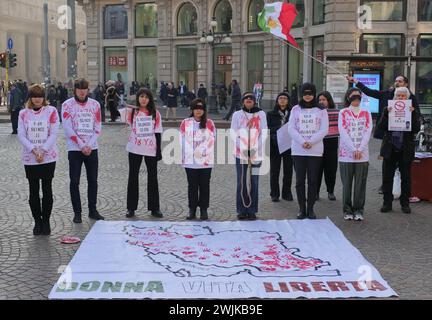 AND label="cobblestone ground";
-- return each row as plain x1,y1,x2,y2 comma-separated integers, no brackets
0,123,431,300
